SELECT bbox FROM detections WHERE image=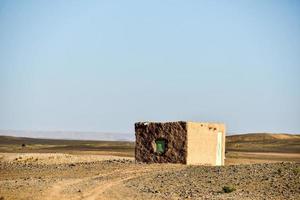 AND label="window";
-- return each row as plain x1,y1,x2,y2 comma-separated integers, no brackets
155,139,166,154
